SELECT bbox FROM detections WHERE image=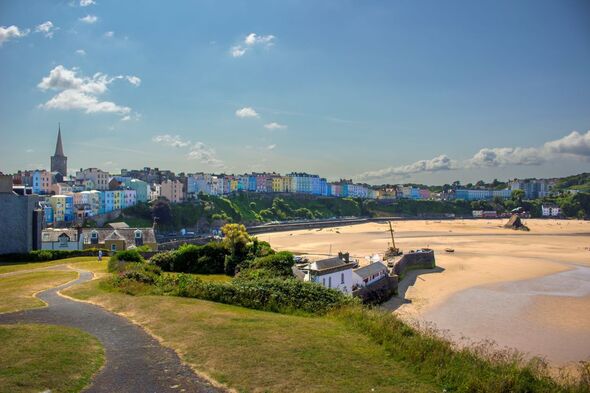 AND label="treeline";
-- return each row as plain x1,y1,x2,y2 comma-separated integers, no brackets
115,190,590,231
